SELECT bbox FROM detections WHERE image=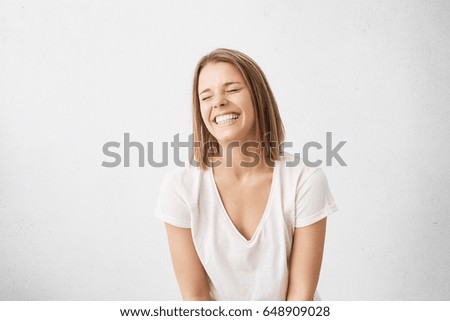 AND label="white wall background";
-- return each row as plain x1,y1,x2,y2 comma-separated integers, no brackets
1,0,449,300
